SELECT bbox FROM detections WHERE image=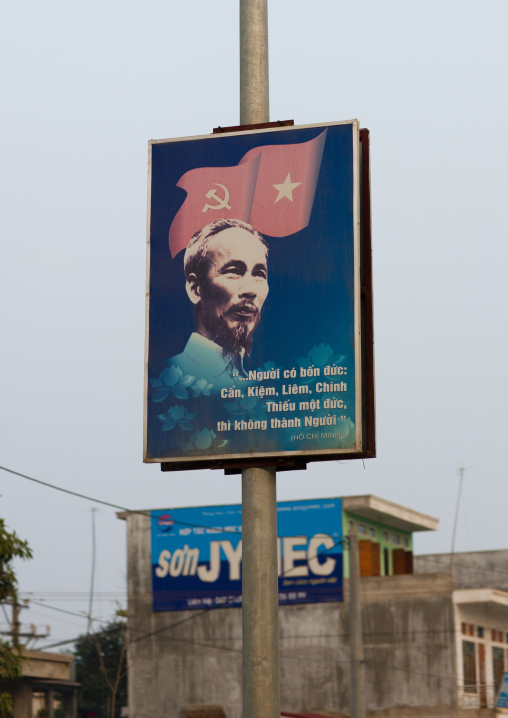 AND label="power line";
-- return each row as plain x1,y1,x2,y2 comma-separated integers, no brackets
1,464,342,542
6,461,508,671
28,599,106,621
5,464,508,580
28,595,492,684
27,596,463,644
18,590,127,601
37,618,460,676
0,464,242,535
